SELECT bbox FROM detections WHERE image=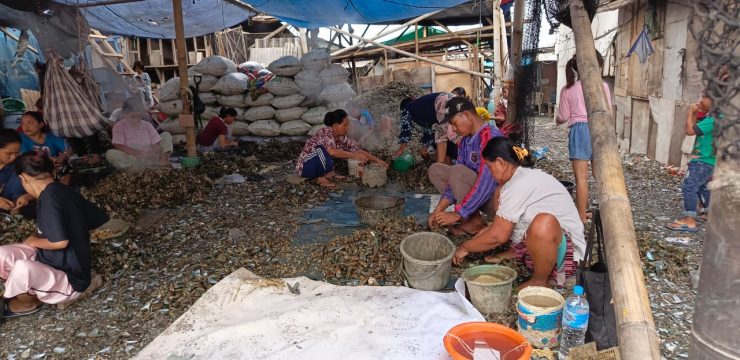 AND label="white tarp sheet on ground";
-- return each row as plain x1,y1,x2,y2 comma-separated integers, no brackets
134,268,483,359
